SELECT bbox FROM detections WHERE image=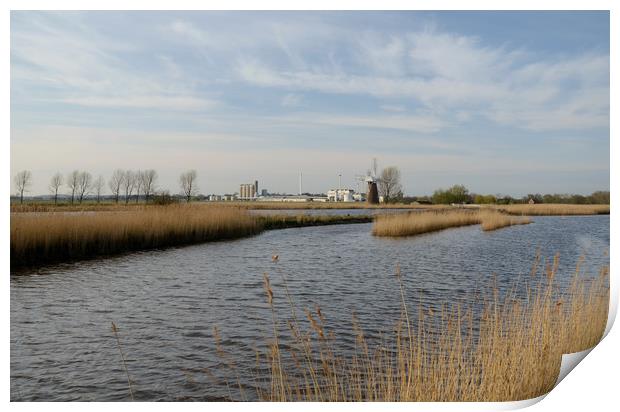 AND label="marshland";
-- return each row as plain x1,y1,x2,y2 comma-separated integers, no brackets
10,204,607,268
10,206,610,401
10,7,614,403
